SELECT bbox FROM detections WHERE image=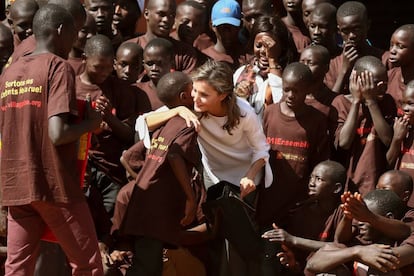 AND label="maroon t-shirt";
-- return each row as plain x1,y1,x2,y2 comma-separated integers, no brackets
136,81,164,111
282,21,310,53
0,53,83,205
395,132,414,207
4,35,36,69
121,116,200,245
128,35,198,74
257,103,330,227
324,47,387,92
387,67,405,113
201,45,247,71
332,94,397,195
76,75,149,184
67,57,85,76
